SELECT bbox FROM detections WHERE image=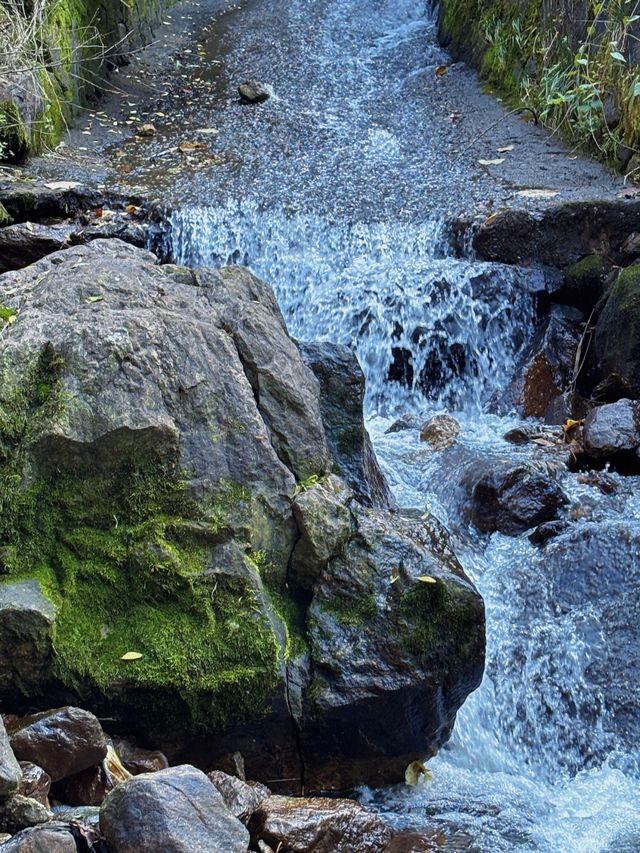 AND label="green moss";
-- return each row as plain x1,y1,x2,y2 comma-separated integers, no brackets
320,590,377,627
0,345,284,733
564,254,606,288
0,101,29,163
0,204,12,227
